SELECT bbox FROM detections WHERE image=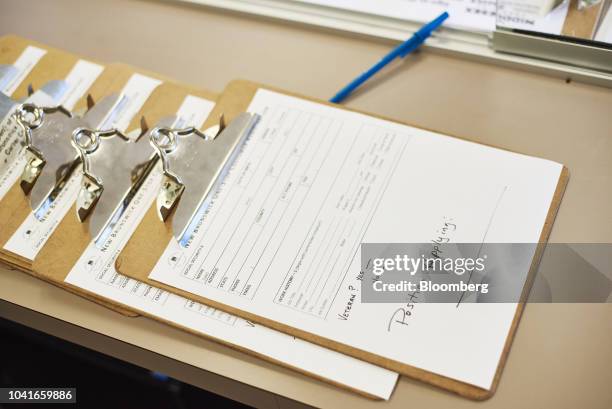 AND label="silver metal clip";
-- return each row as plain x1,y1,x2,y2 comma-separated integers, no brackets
72,116,166,245
14,103,73,196
0,81,70,192
16,94,122,217
152,112,260,246
71,126,138,225
150,124,208,224
0,79,70,128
